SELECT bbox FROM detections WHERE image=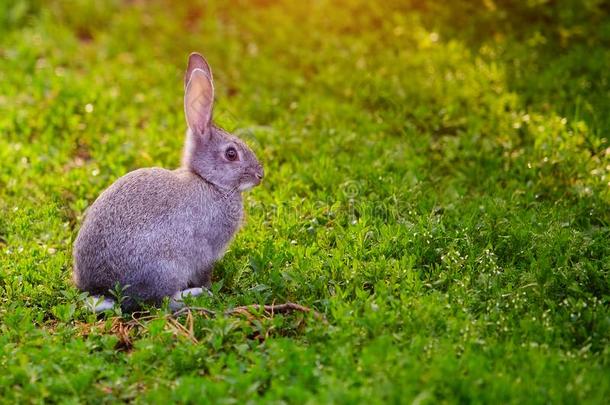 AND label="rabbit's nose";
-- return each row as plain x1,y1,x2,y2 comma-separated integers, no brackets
254,167,264,180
